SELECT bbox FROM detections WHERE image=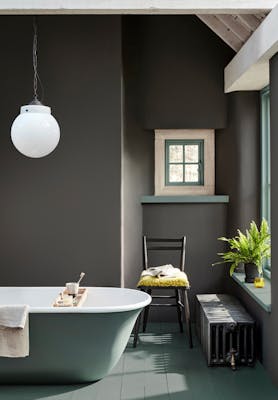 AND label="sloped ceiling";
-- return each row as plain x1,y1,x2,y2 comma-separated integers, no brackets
197,13,268,52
